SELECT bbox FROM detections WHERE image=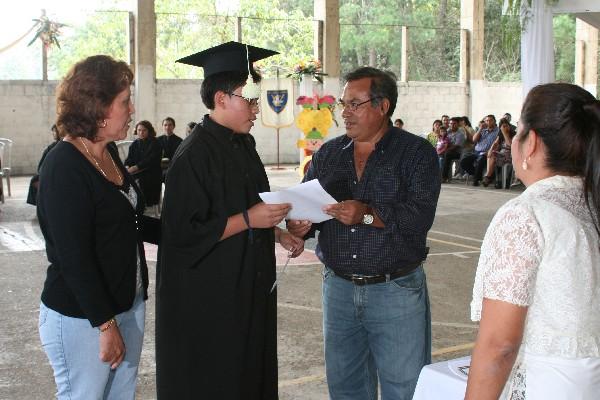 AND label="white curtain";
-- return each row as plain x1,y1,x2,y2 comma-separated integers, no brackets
521,0,555,98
